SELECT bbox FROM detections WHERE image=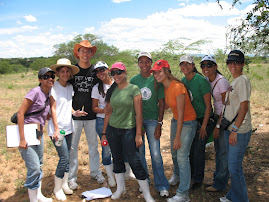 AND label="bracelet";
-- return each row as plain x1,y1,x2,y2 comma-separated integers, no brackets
158,121,163,126
231,129,238,133
232,125,239,131
101,133,106,137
